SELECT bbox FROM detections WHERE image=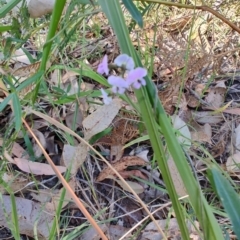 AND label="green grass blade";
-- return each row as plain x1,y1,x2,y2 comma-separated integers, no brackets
16,71,44,92
48,168,71,240
1,181,20,240
0,93,13,112
12,93,22,131
0,25,13,32
33,0,67,103
0,0,22,18
97,0,224,239
209,166,240,238
122,0,143,28
10,193,20,240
